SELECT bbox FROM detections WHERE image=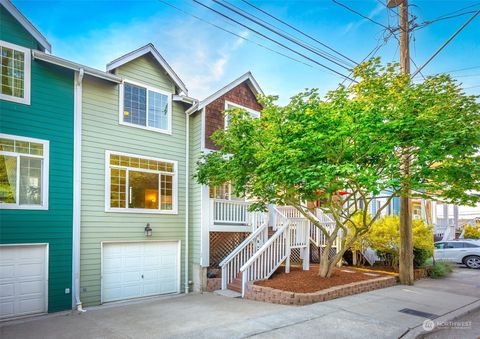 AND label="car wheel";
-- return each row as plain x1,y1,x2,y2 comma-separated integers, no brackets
463,256,480,269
